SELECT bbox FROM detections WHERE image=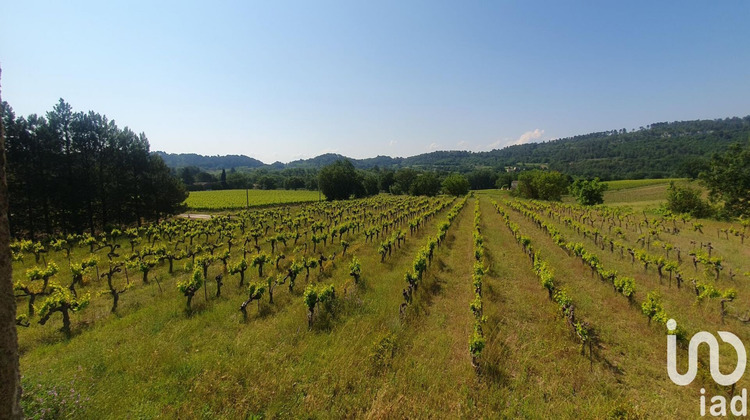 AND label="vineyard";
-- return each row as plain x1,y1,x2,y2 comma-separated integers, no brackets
185,189,320,210
13,188,750,417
